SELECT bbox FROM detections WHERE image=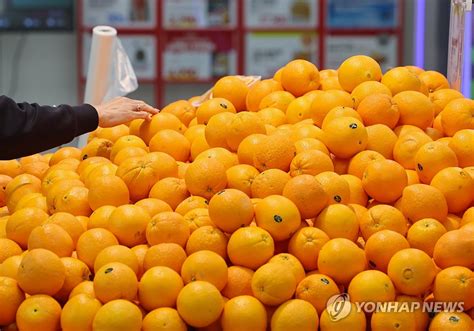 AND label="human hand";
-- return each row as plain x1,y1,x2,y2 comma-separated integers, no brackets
93,97,159,128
